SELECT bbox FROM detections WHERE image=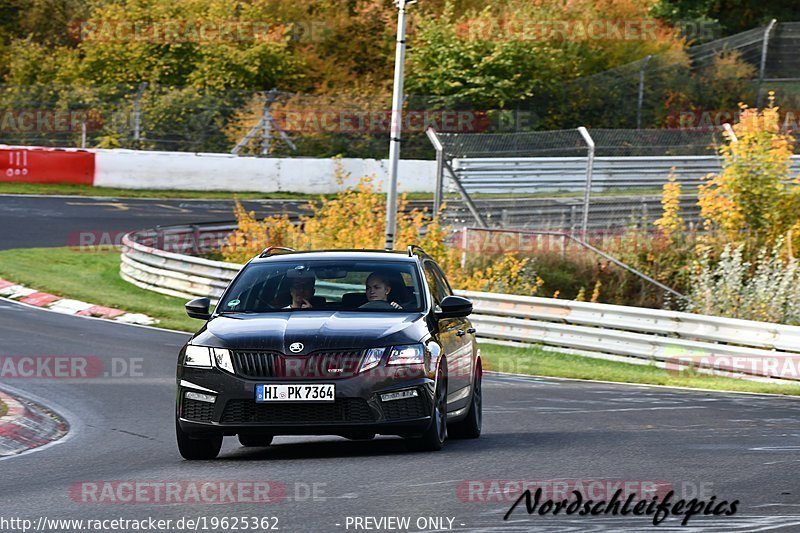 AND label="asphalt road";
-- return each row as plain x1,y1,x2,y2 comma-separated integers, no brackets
0,195,310,250
1,299,799,532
